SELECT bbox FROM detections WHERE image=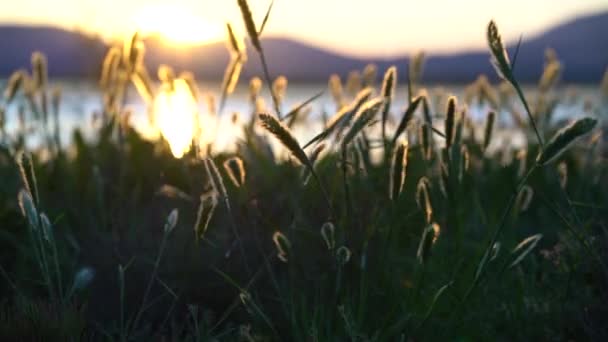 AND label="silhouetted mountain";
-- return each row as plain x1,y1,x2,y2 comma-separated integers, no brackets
0,11,606,83
0,26,107,77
